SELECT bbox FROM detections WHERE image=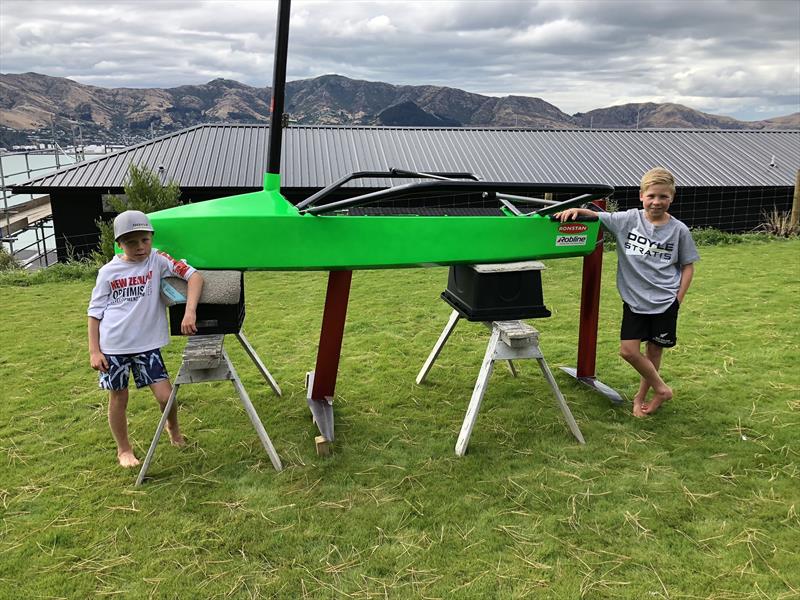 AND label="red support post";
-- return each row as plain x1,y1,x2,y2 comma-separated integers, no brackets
562,198,623,403
576,203,605,378
310,270,353,401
